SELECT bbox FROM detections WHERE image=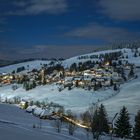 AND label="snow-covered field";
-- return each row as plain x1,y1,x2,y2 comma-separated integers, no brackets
0,84,117,114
